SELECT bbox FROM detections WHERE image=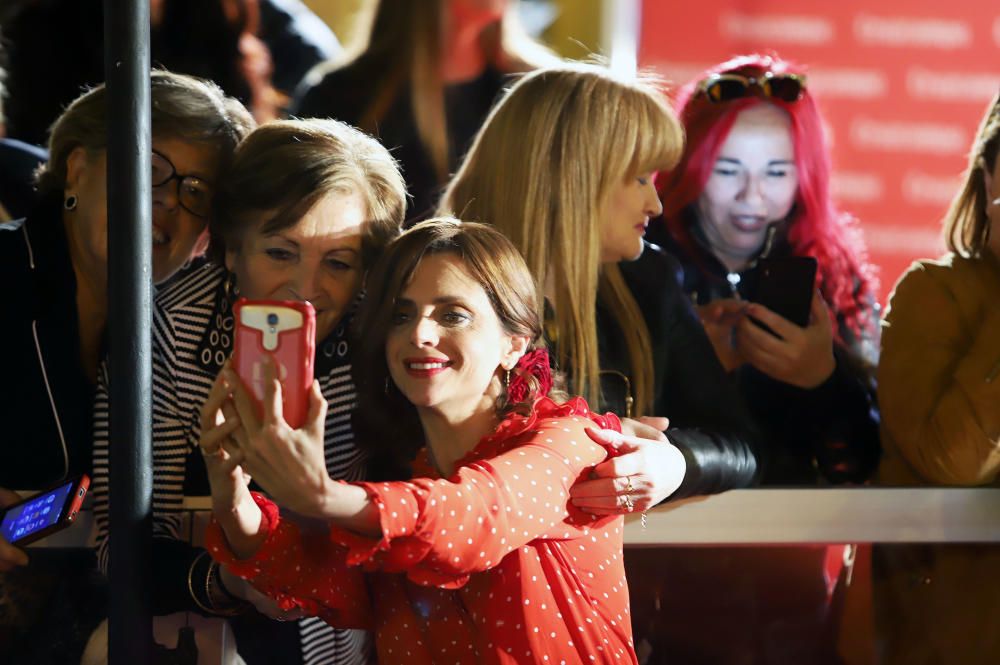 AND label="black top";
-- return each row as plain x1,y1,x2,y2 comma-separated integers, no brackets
259,0,342,94
554,242,763,500
2,0,331,145
292,65,507,222
0,195,94,489
648,213,881,485
0,139,47,220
